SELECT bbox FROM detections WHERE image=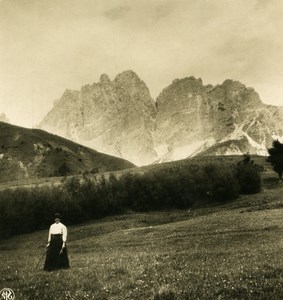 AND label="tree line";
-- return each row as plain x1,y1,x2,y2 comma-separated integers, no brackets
0,157,262,239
